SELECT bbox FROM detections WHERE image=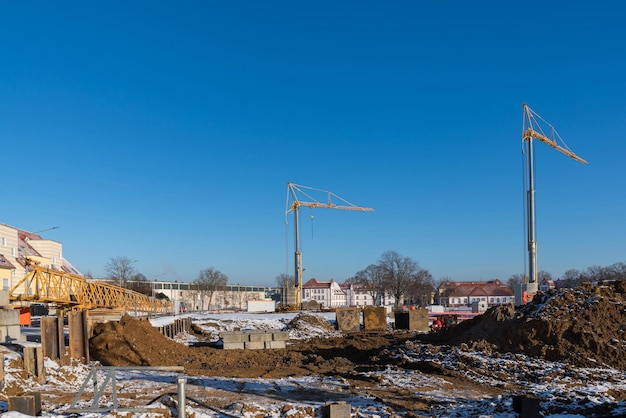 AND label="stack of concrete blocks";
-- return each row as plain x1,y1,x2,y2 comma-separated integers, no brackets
221,330,289,350
335,307,360,332
362,306,387,331
0,290,22,343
